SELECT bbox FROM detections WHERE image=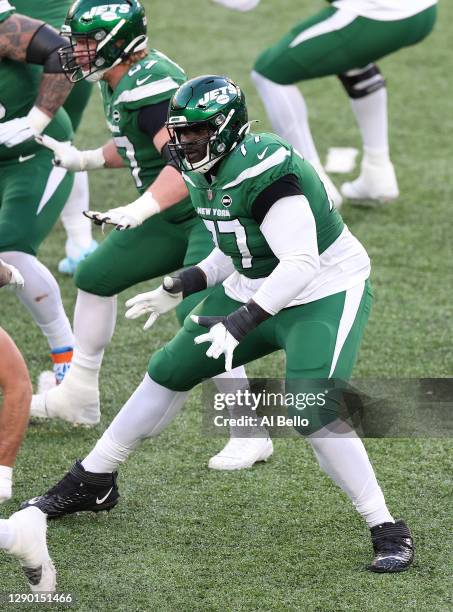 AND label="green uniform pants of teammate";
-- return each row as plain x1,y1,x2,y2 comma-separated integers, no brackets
149,280,372,435
254,5,437,84
0,150,73,255
75,213,214,324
